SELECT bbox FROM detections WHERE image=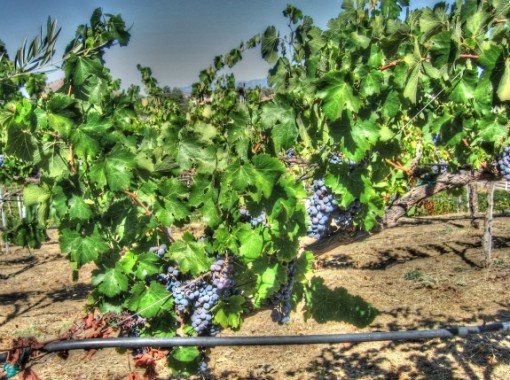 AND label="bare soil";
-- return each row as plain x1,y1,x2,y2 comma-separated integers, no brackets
1,215,509,380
